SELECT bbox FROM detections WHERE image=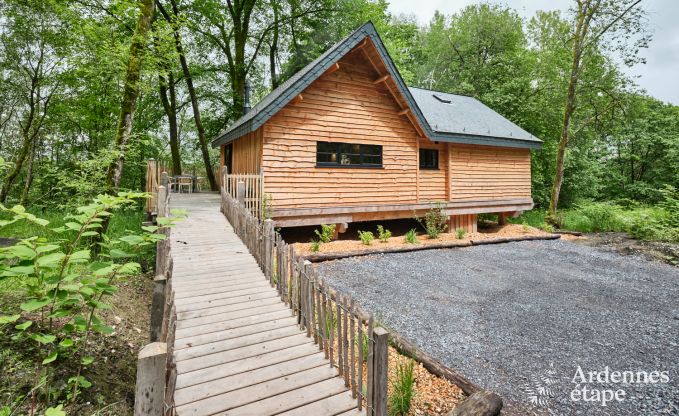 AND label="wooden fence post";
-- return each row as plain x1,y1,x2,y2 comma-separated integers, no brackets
134,342,167,416
237,180,245,204
372,327,389,416
160,171,168,188
149,274,166,342
157,185,167,219
263,219,274,281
